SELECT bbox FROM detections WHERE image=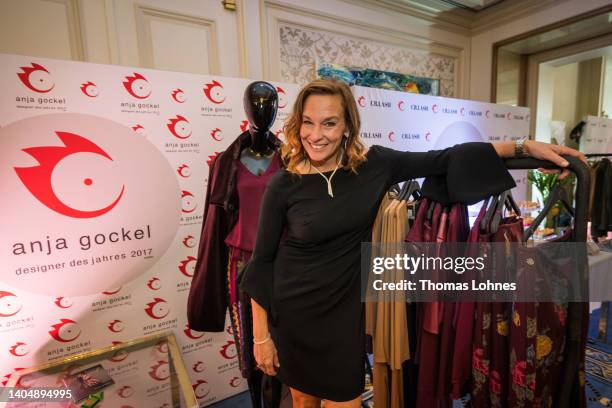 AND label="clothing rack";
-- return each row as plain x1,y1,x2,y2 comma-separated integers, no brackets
503,155,590,408
585,153,612,158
